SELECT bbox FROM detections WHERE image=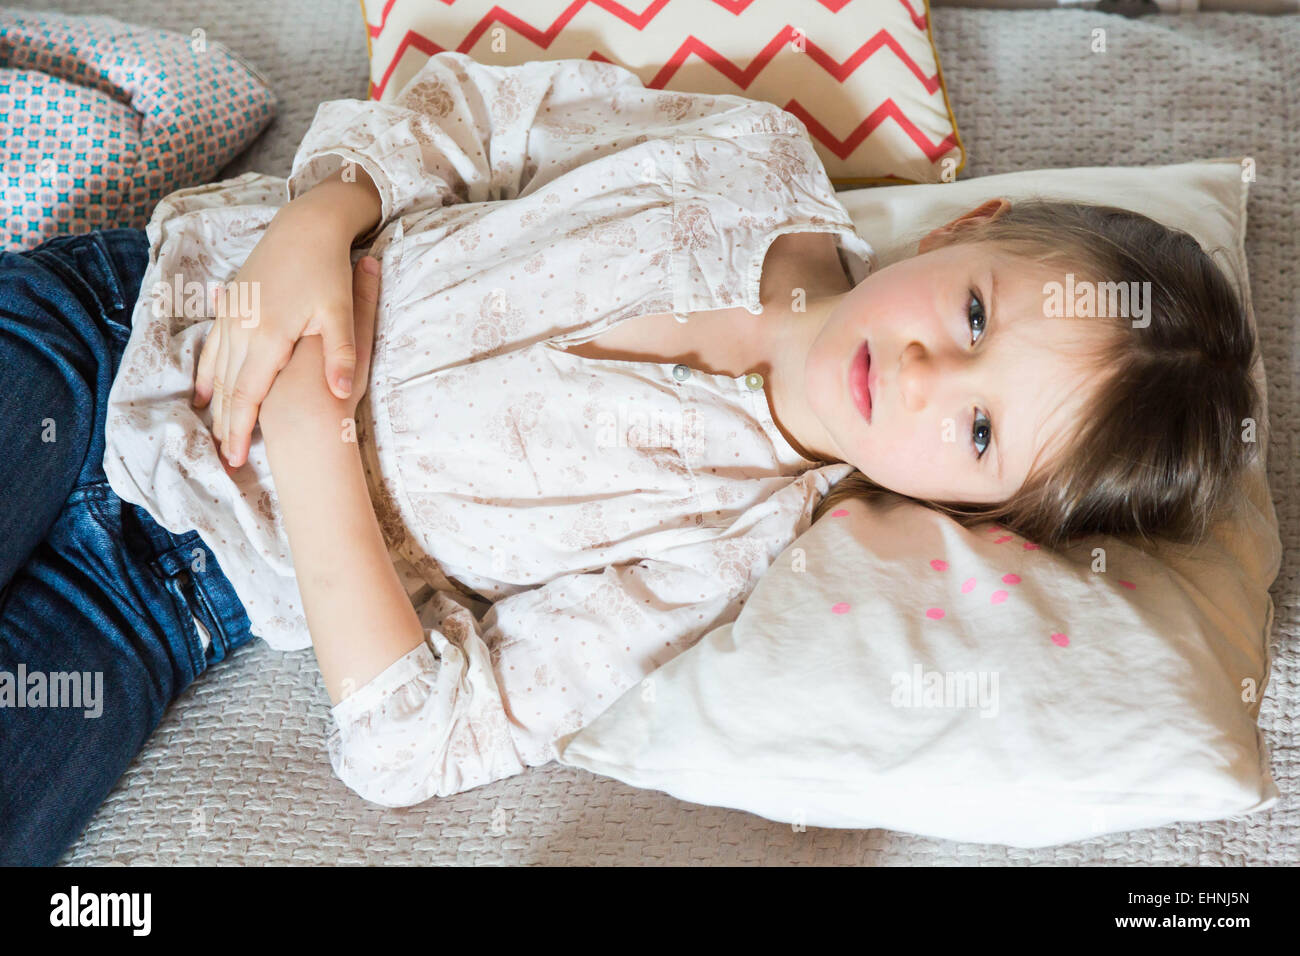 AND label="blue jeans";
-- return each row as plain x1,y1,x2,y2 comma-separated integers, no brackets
0,229,256,865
